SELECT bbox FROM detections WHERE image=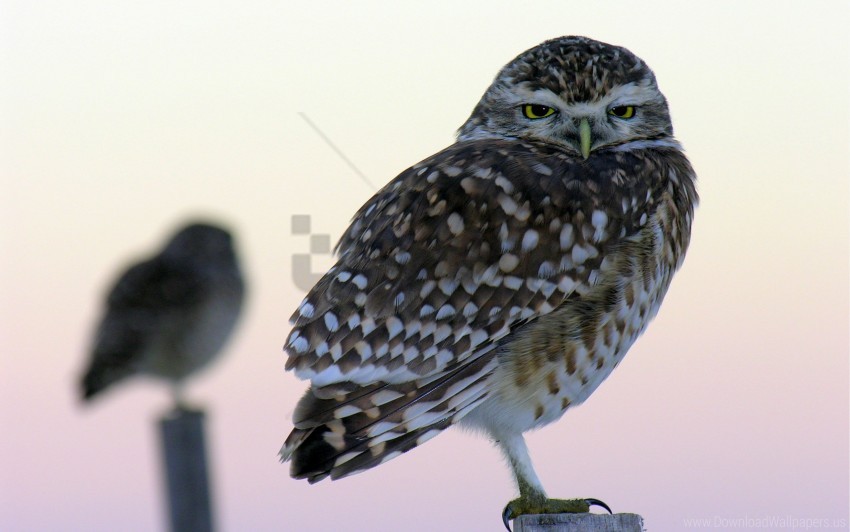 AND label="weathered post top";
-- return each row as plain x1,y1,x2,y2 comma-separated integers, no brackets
514,512,644,532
